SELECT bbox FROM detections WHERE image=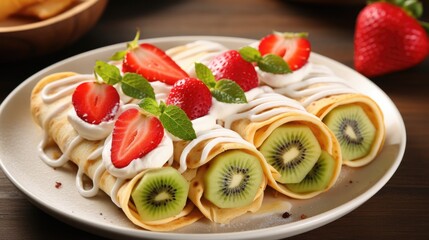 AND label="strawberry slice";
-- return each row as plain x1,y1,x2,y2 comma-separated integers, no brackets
258,33,311,71
72,82,120,125
122,43,189,85
208,50,258,91
111,108,164,168
166,77,212,120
